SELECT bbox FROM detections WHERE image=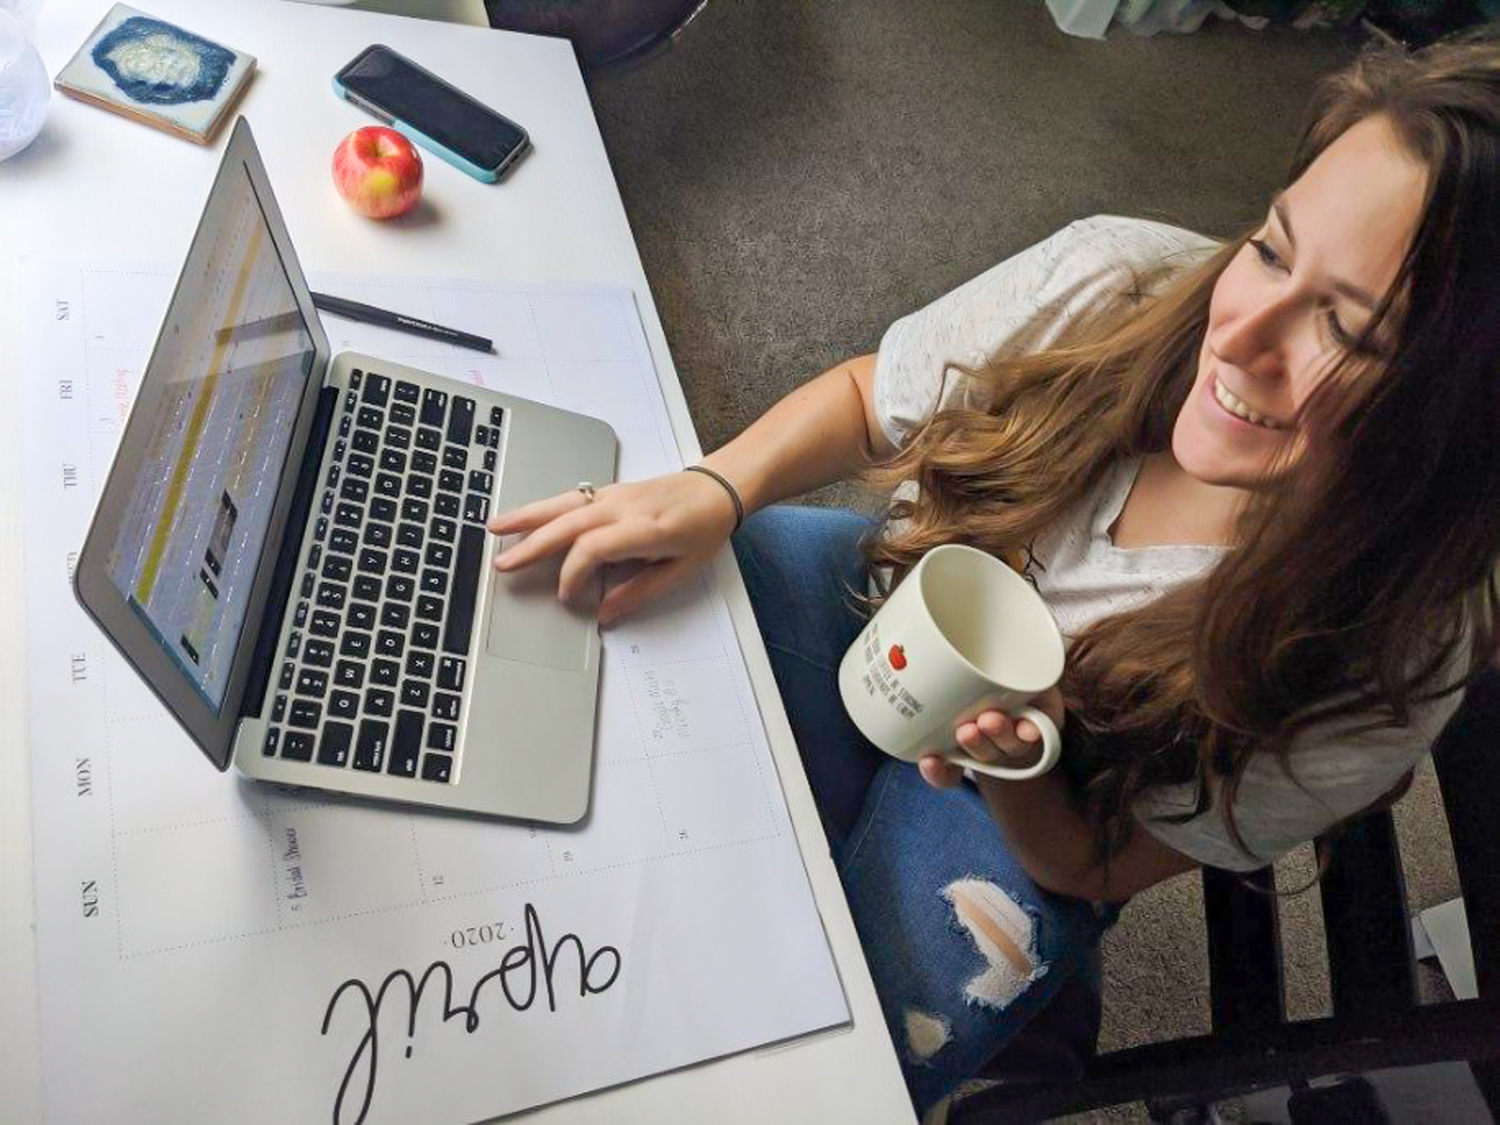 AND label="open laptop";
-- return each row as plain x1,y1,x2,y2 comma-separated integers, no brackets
73,117,617,824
